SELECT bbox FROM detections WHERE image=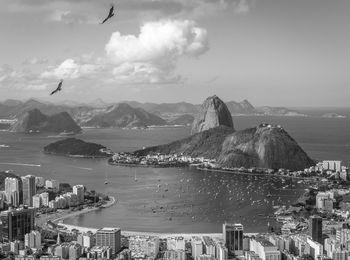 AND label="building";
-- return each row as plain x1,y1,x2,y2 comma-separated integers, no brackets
309,216,323,244
77,232,95,248
35,176,45,187
55,243,70,259
129,236,160,259
167,237,185,251
69,243,81,260
88,246,112,259
223,223,244,256
96,227,121,254
5,177,22,206
203,236,216,258
191,237,203,260
39,257,61,260
306,237,323,259
40,192,49,207
72,185,85,204
45,179,59,189
21,175,36,207
32,194,42,208
24,230,41,249
250,237,280,260
323,160,342,172
0,207,35,242
164,250,186,260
